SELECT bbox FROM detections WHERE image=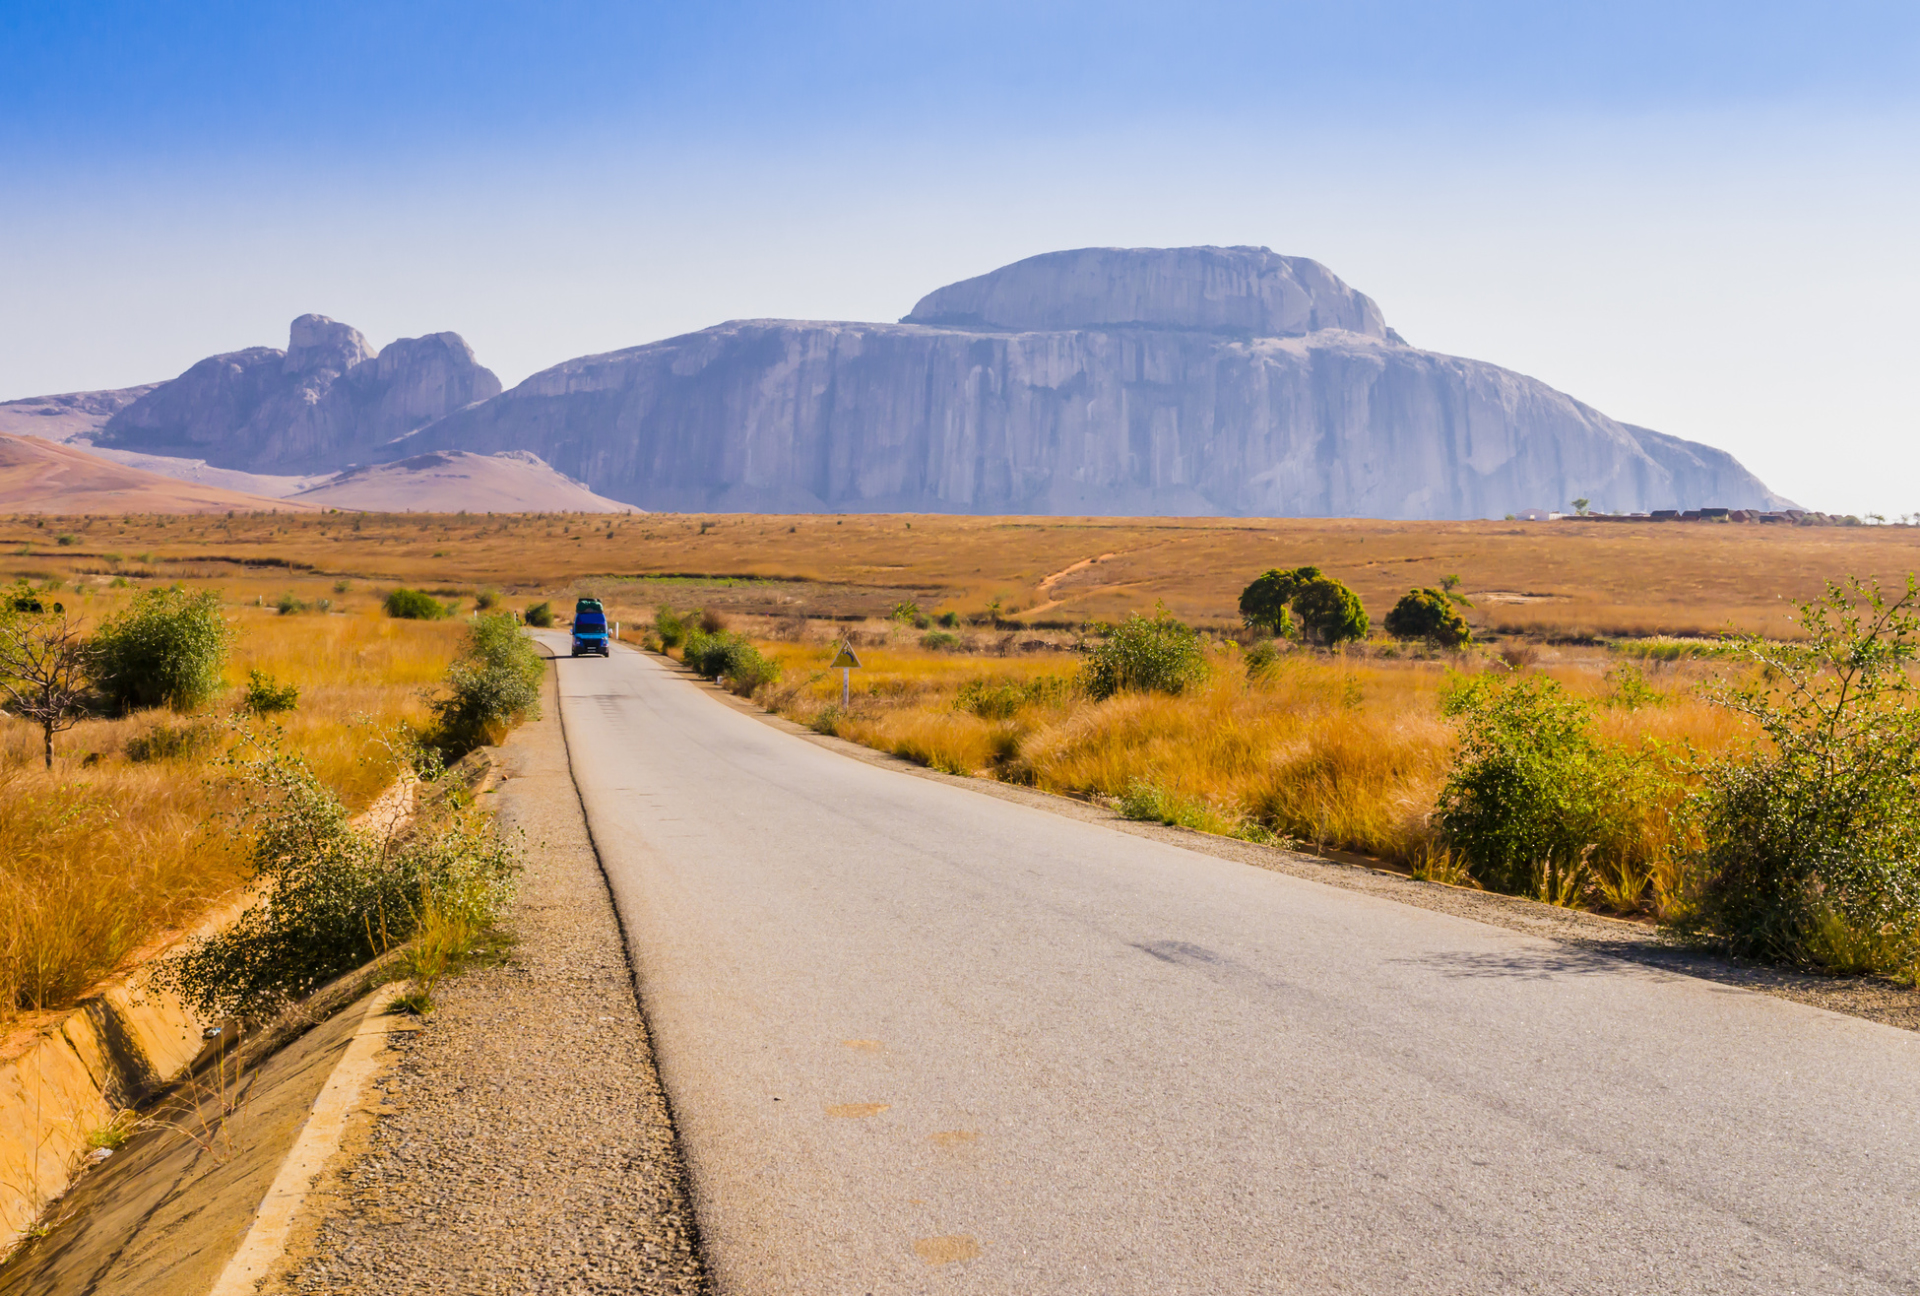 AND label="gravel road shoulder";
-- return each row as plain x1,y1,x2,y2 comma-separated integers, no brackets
280,662,707,1295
